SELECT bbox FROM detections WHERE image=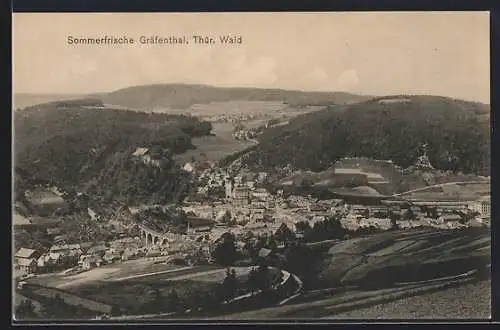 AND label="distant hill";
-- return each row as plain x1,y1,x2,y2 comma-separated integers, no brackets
238,95,490,177
13,93,86,110
14,98,212,205
90,84,372,110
